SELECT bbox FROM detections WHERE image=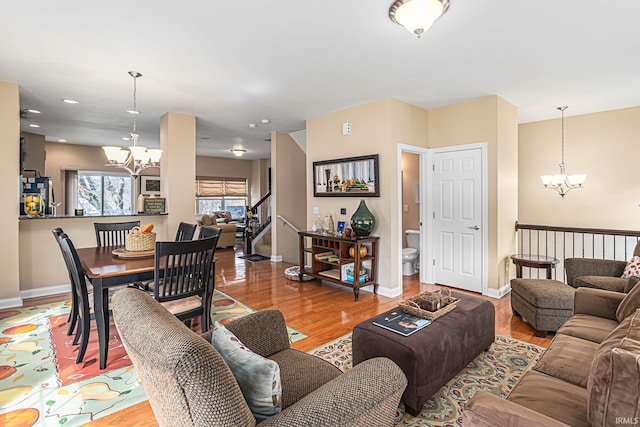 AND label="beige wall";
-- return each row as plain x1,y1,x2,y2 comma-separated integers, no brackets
196,155,252,181
21,131,46,175
19,215,168,292
307,98,428,297
161,112,196,236
519,106,640,229
401,152,420,246
427,96,518,291
272,131,306,262
0,82,21,304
